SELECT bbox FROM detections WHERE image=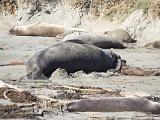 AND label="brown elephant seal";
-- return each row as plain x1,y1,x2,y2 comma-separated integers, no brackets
66,96,160,114
63,32,127,49
9,23,83,37
145,41,160,49
153,41,160,48
25,42,122,80
104,29,137,43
